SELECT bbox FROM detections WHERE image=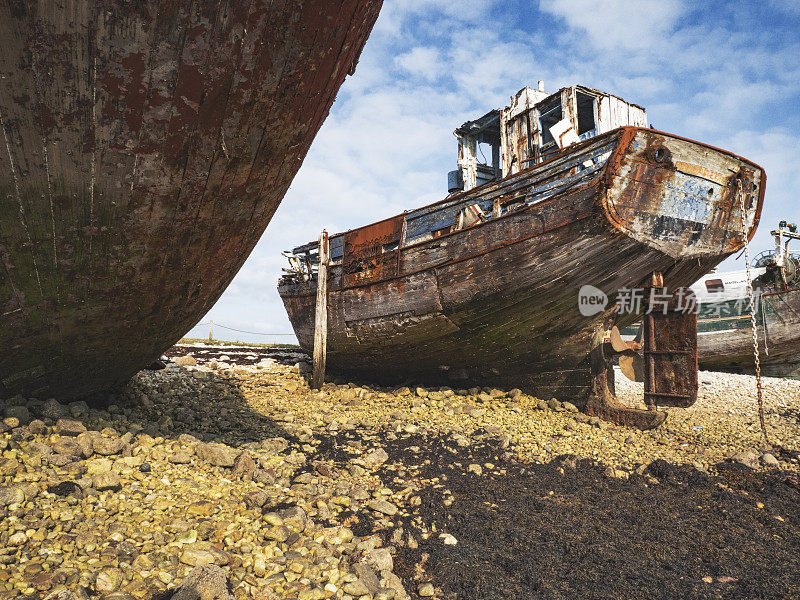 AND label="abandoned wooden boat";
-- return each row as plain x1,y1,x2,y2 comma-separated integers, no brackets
0,0,383,400
694,222,800,379
279,83,766,428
